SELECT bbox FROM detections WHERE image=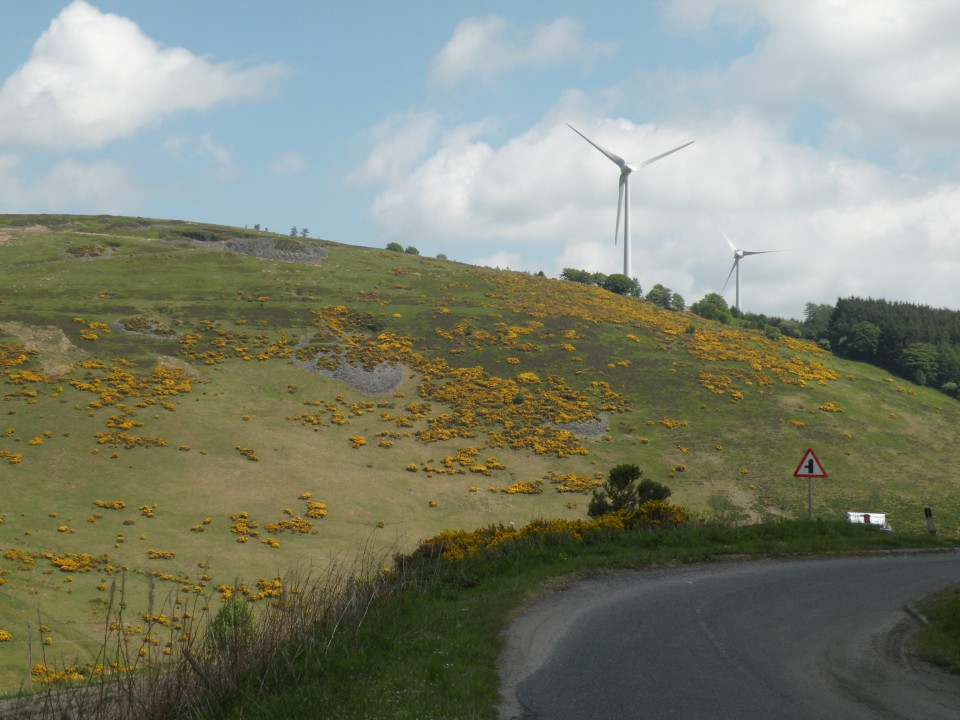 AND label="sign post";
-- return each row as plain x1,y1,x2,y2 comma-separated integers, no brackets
793,448,827,520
